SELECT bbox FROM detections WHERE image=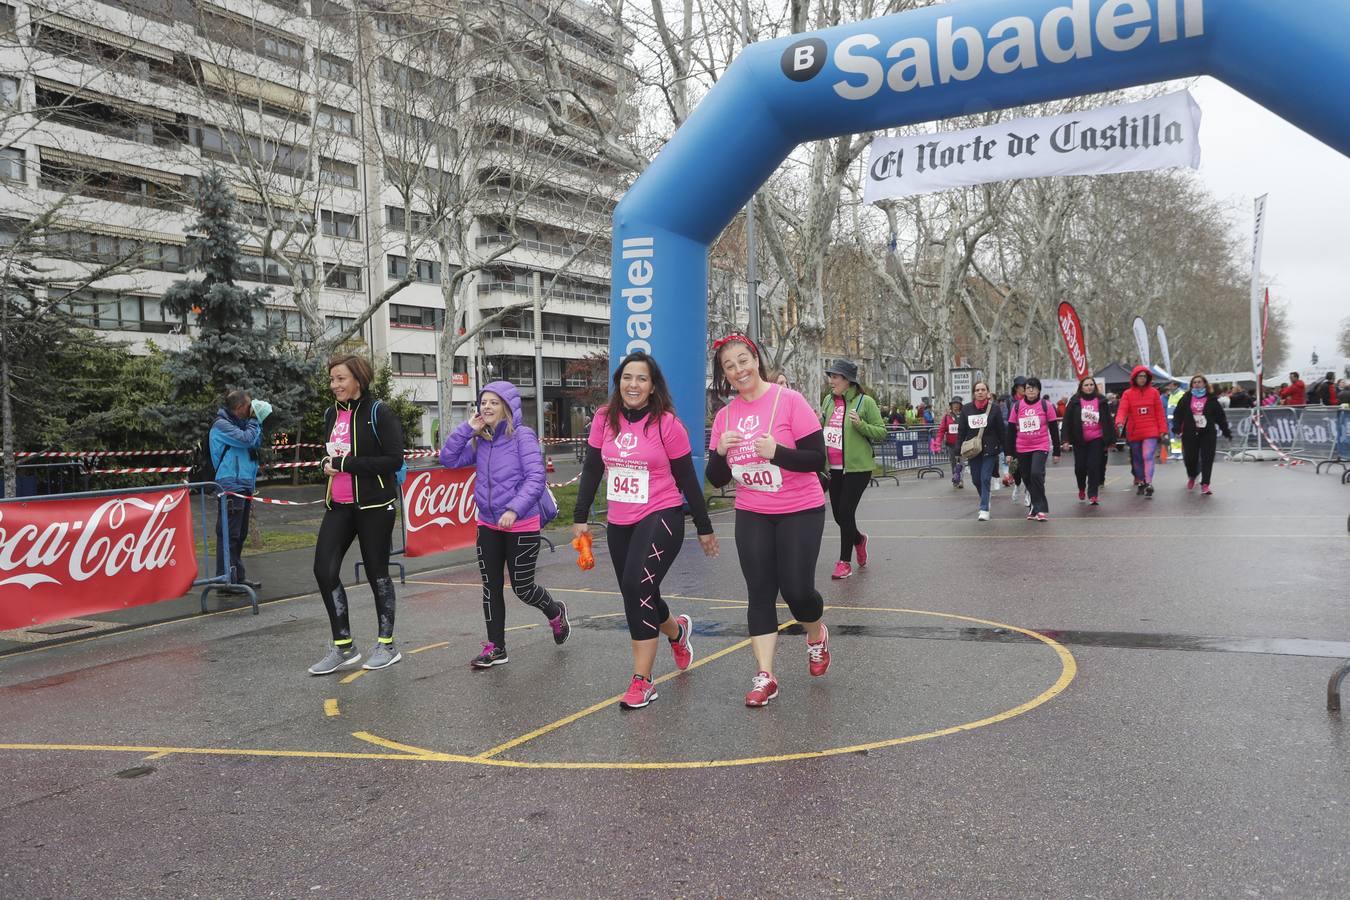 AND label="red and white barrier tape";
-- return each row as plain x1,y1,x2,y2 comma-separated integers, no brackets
1251,418,1306,467
222,491,325,506
547,474,581,488
20,449,194,459
88,466,193,474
